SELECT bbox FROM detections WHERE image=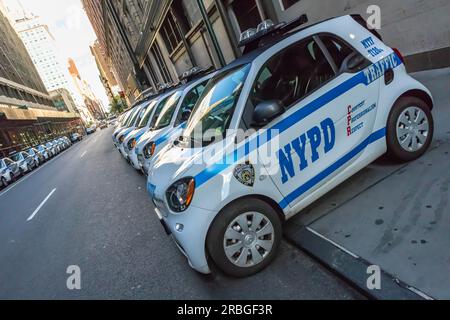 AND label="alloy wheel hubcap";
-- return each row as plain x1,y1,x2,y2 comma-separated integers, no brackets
223,212,275,268
396,106,429,152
